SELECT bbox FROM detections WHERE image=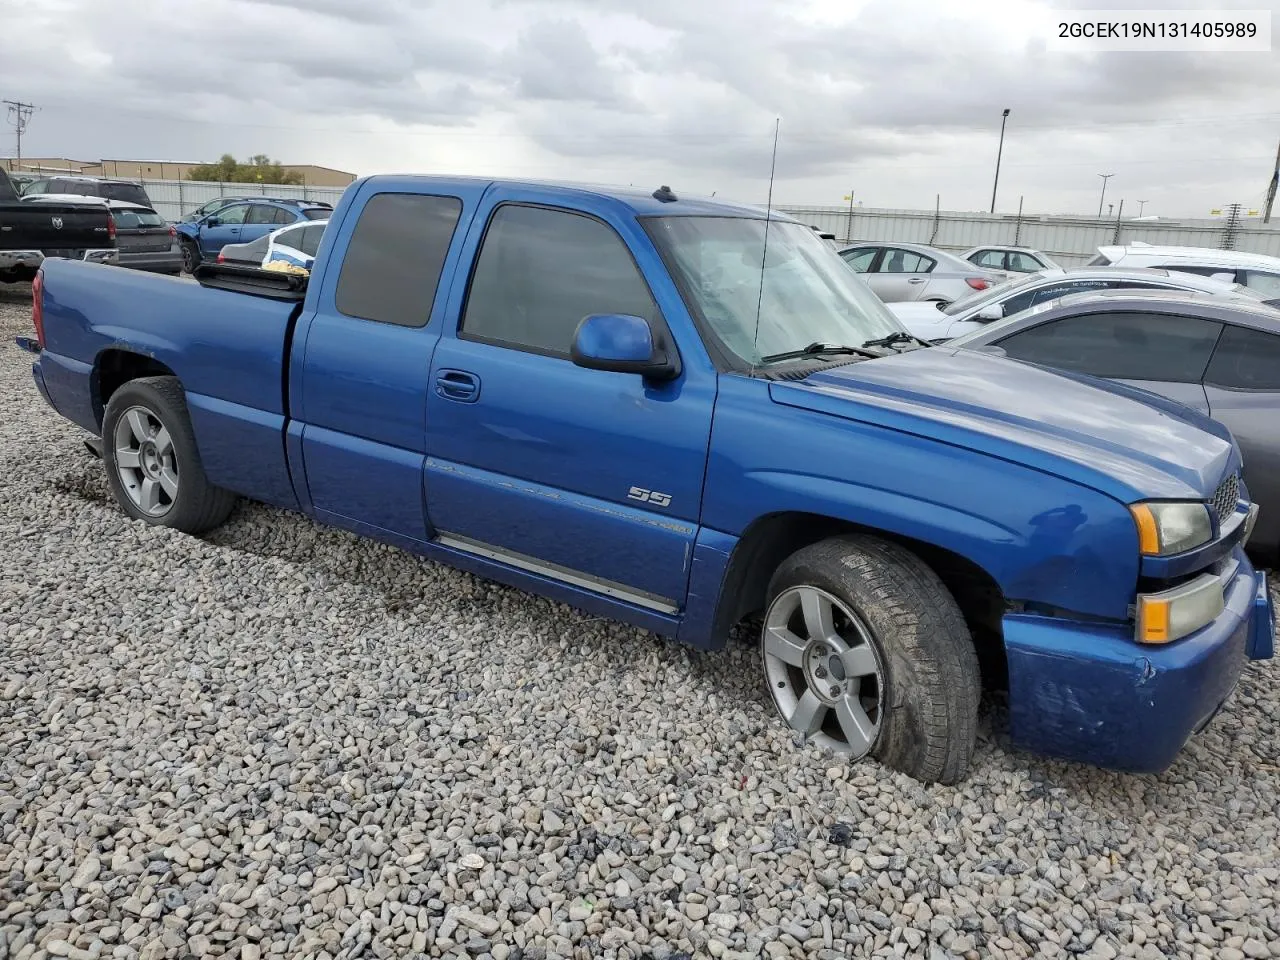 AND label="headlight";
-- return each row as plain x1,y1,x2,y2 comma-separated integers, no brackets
1129,502,1213,556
